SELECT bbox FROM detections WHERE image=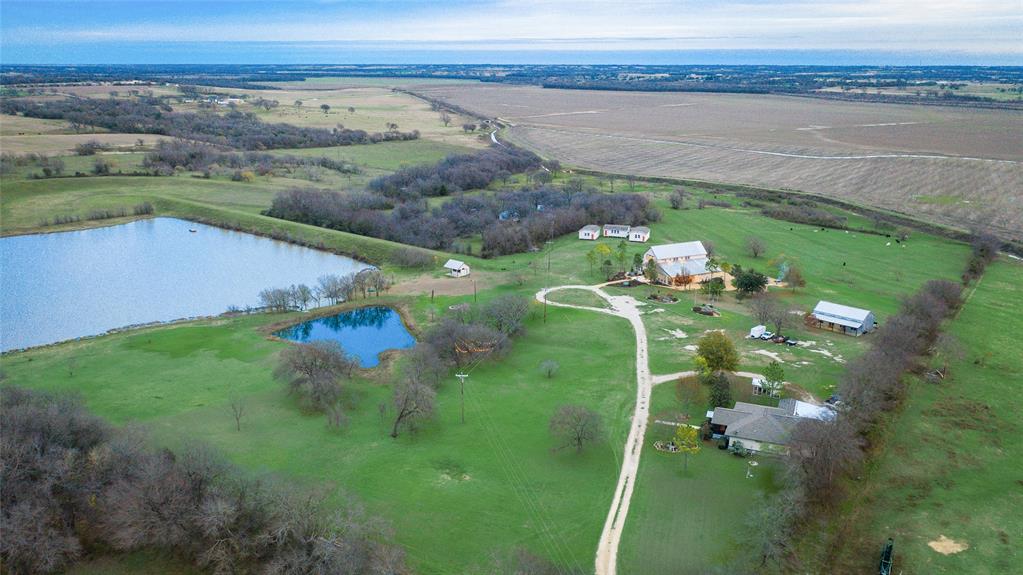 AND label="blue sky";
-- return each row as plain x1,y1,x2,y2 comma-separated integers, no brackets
2,1,1021,65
